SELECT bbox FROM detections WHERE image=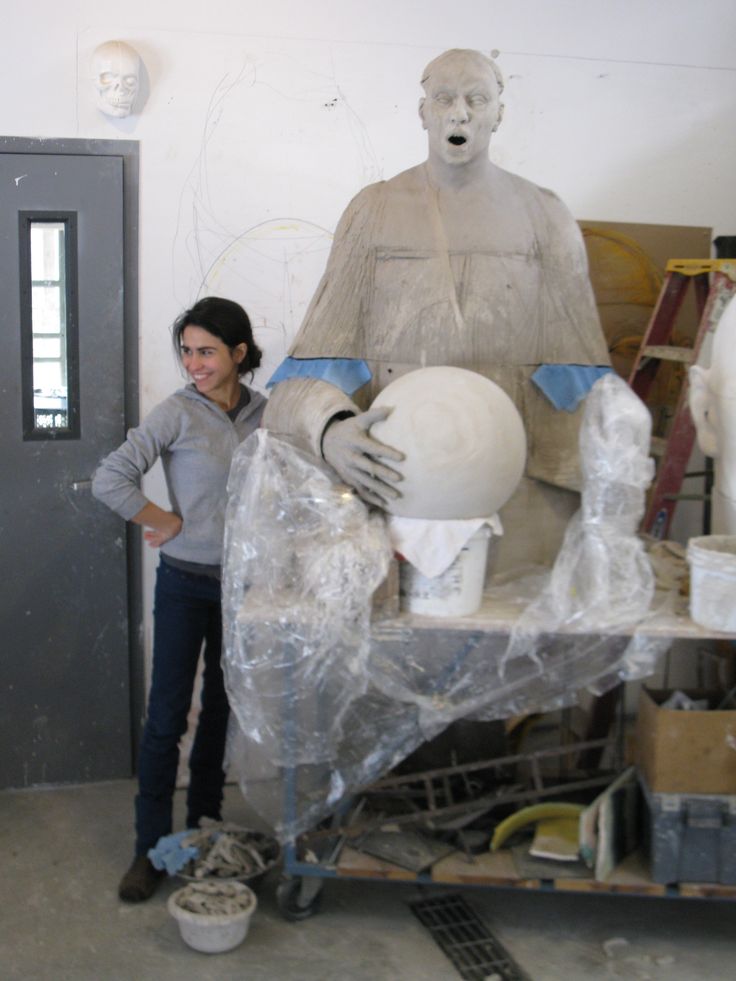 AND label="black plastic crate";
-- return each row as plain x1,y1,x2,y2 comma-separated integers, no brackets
640,772,736,884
